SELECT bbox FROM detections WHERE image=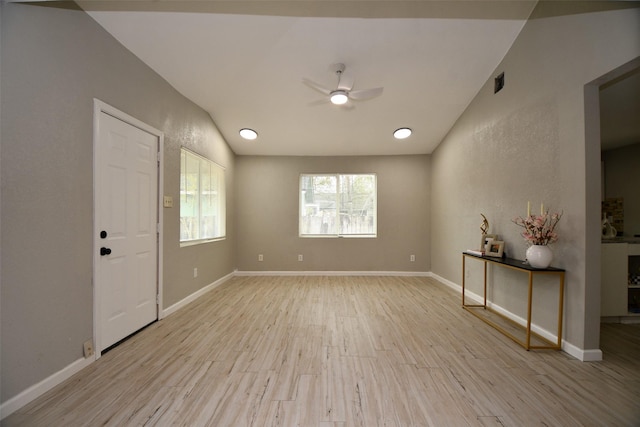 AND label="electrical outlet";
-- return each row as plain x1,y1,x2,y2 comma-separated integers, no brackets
410,254,415,262
83,340,95,358
298,254,303,262
163,196,173,208
258,254,264,261
193,267,198,278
